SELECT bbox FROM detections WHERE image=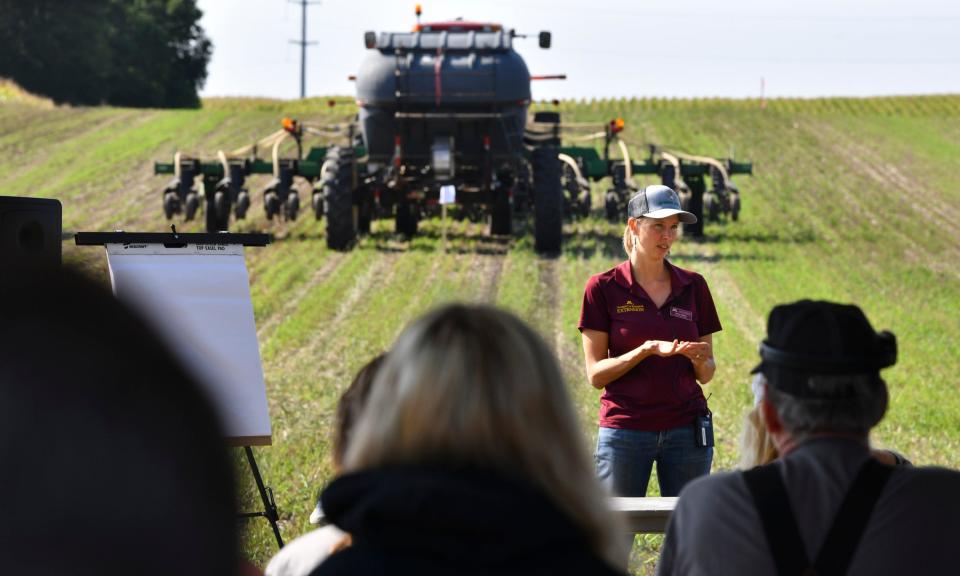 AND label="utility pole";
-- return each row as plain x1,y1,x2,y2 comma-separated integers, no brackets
289,0,320,99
